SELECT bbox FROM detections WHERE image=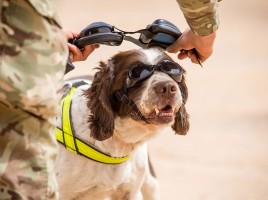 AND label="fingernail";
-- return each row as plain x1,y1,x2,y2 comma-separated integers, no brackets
187,52,192,58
